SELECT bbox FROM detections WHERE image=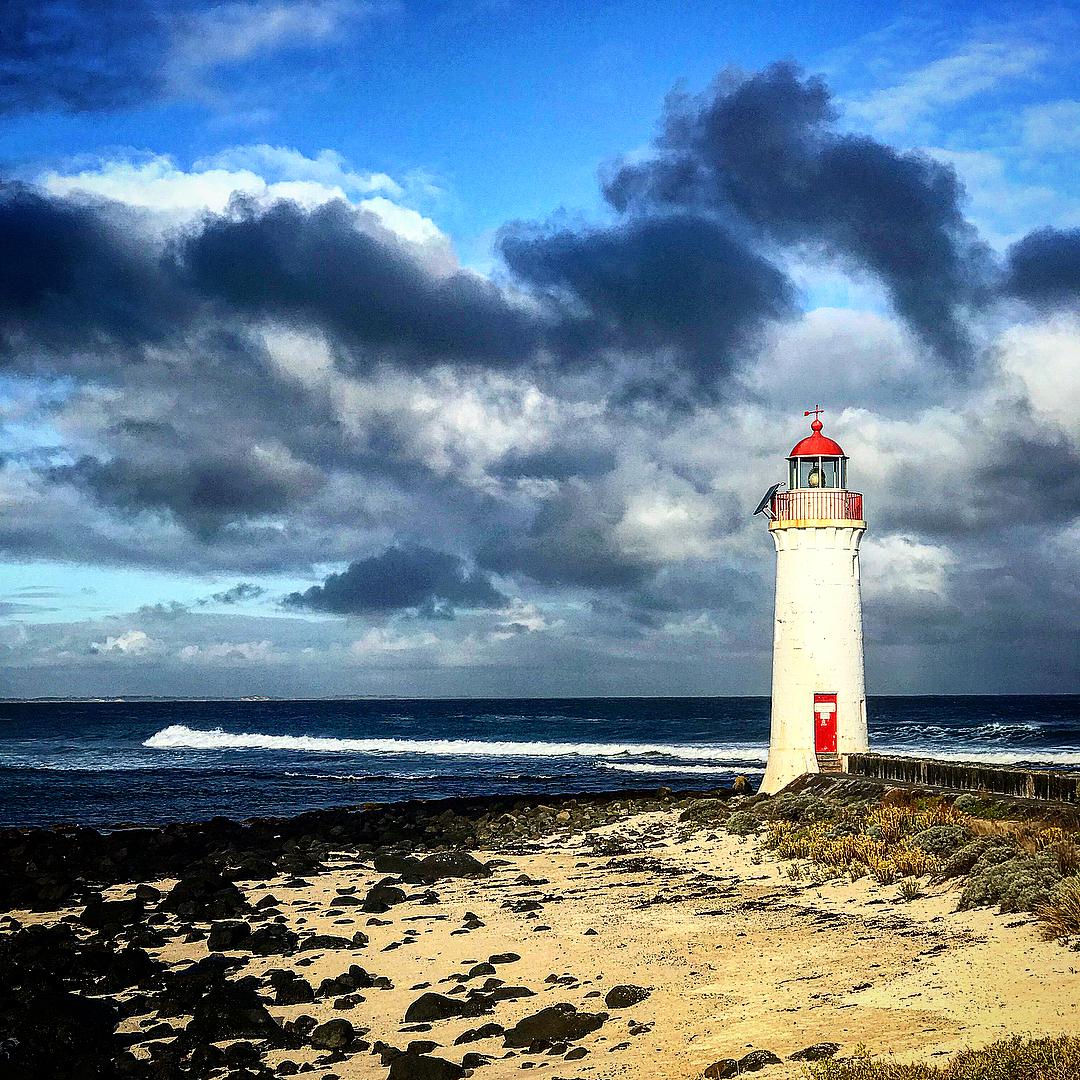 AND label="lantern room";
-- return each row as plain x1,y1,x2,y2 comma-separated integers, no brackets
787,408,847,491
